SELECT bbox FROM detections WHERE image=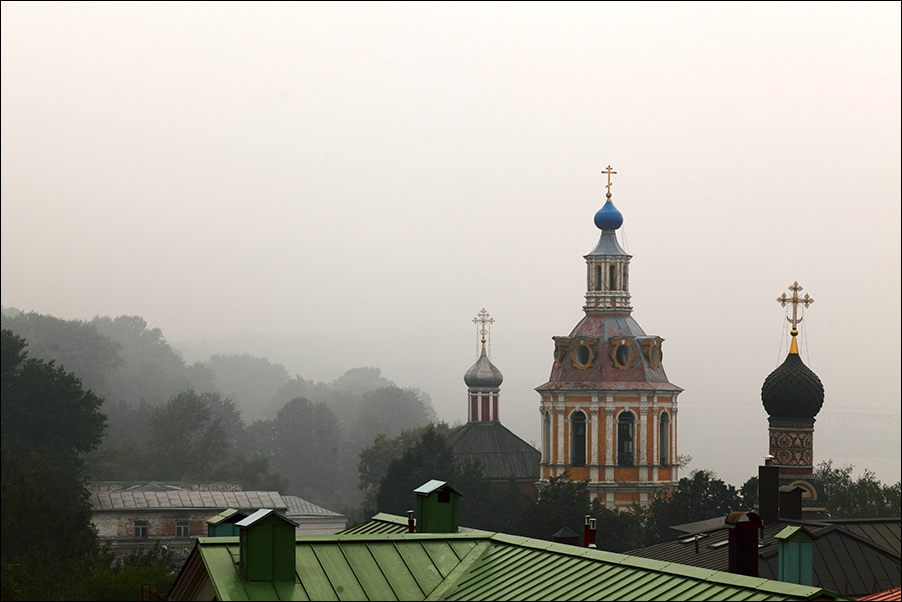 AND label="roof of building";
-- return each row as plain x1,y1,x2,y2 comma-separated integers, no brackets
463,346,503,388
90,489,286,511
592,197,625,233
858,586,901,601
169,522,849,601
761,352,825,419
282,495,347,519
627,518,901,599
445,421,540,481
536,313,682,392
